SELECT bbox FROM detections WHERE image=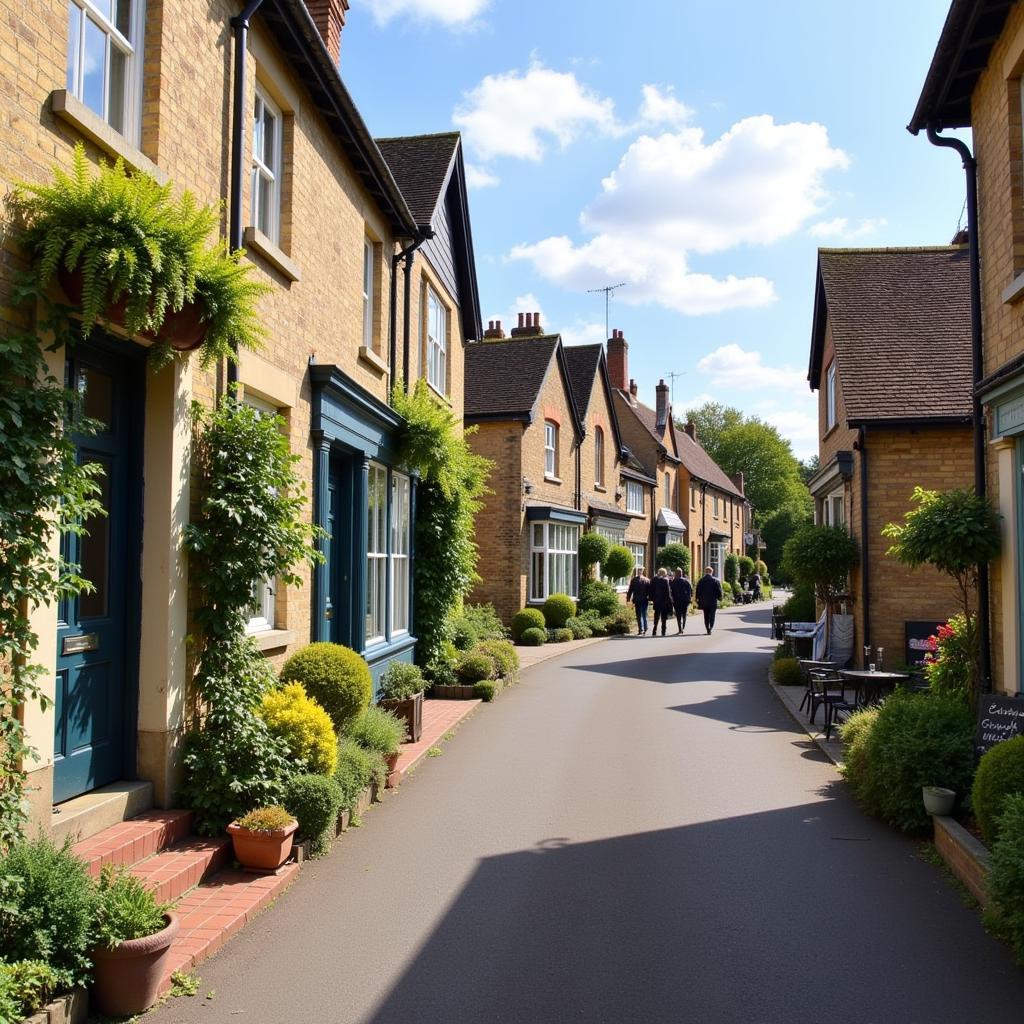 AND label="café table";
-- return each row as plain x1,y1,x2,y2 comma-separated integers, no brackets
838,669,911,707
783,625,817,656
